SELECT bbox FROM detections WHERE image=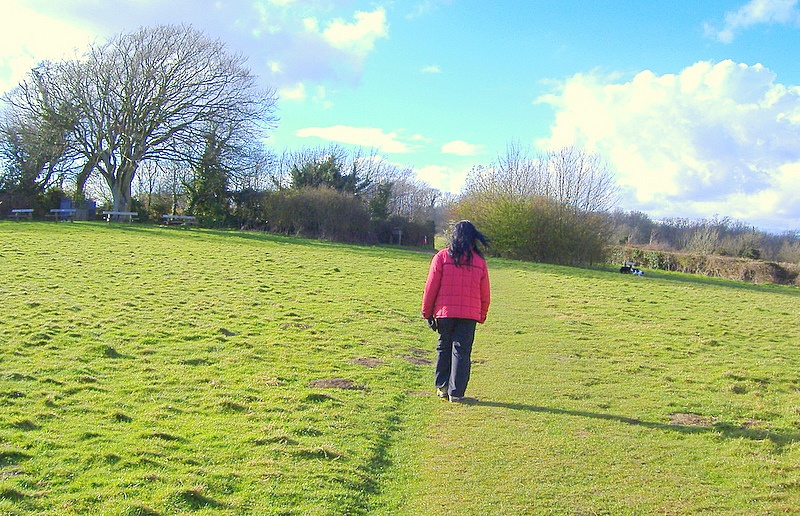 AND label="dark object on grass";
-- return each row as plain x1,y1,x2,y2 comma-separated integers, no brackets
619,262,644,276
